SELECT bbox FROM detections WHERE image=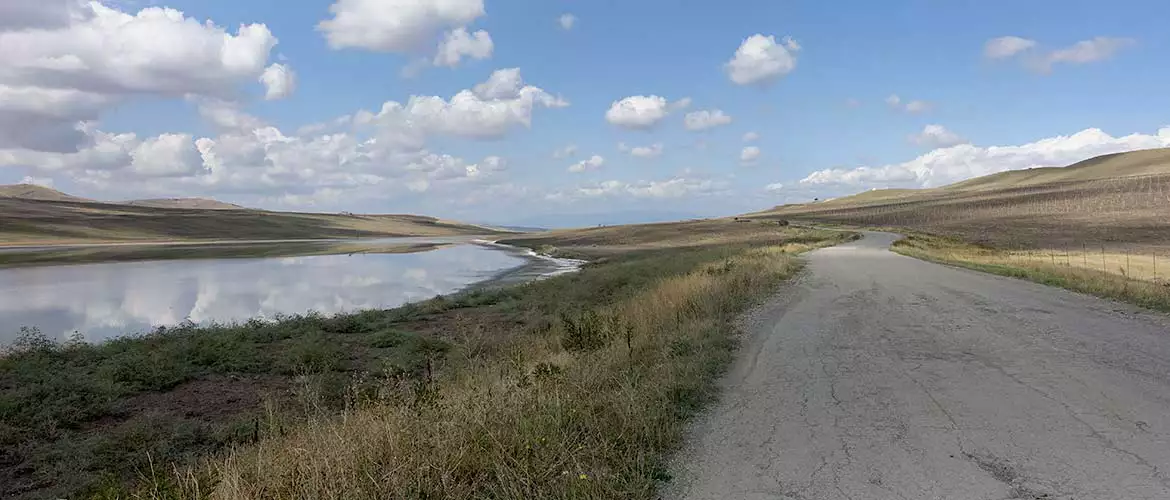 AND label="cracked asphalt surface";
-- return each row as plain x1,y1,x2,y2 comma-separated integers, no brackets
665,231,1170,500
